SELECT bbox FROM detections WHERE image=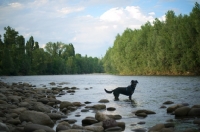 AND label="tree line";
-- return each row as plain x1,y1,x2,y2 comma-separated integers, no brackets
103,2,200,75
0,27,104,75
